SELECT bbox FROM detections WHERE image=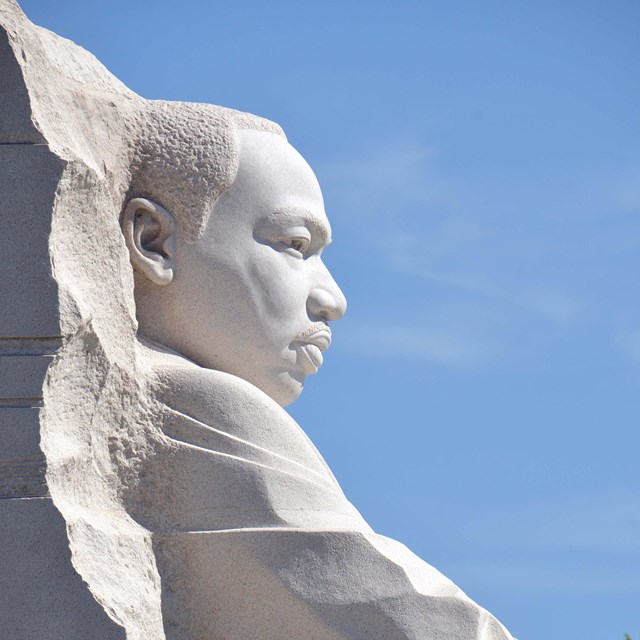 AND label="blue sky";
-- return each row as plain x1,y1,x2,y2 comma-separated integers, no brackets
20,1,640,637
